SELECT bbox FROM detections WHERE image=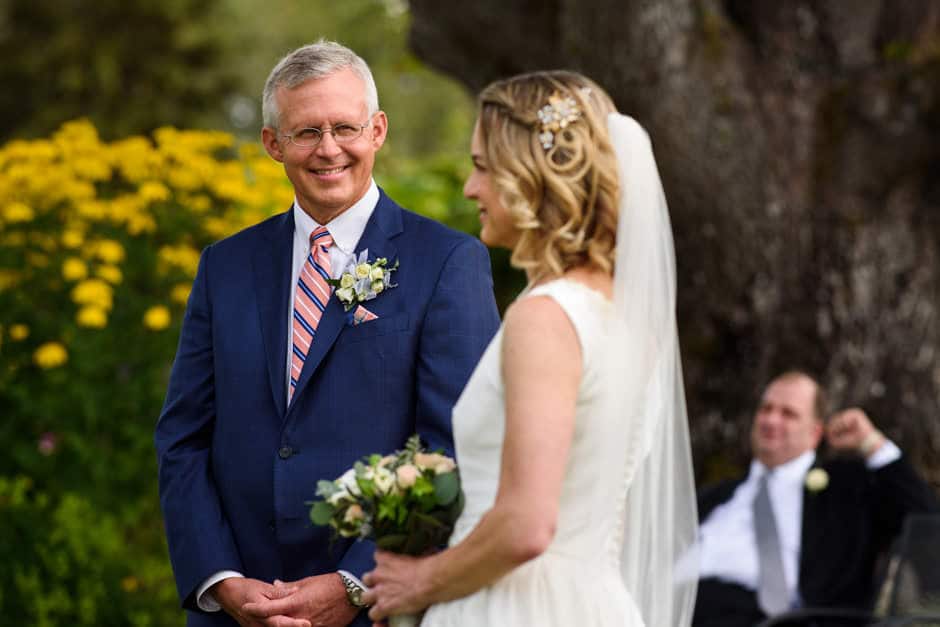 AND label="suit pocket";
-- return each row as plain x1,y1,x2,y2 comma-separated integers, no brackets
335,312,410,345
